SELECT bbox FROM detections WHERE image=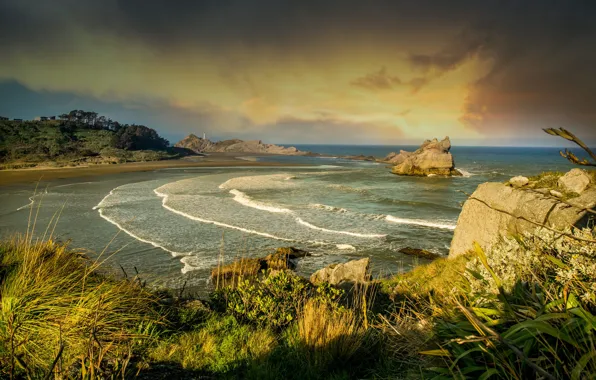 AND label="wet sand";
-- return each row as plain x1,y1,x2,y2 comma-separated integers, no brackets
0,153,302,186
